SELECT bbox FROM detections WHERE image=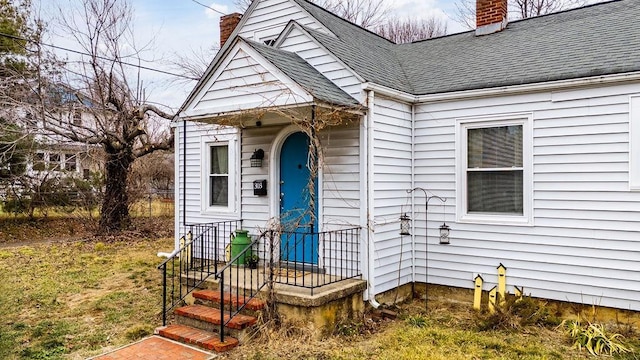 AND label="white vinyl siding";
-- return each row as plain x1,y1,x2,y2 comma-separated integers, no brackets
238,0,326,42
174,122,239,242
278,26,364,101
414,82,640,311
188,45,311,116
371,96,414,294
630,95,640,189
319,124,361,228
240,126,280,231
